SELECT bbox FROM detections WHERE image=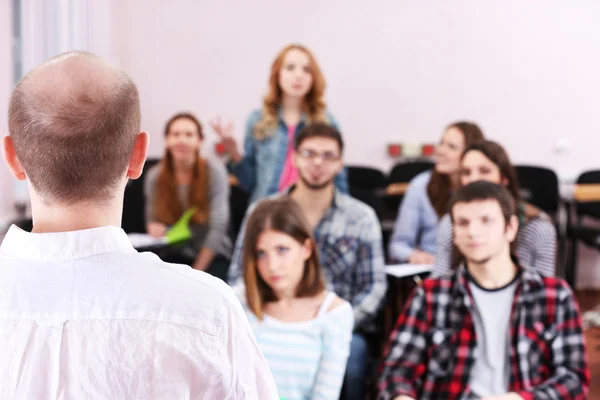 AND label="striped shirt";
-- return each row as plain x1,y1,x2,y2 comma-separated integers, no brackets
234,288,354,400
433,211,557,277
228,188,387,330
